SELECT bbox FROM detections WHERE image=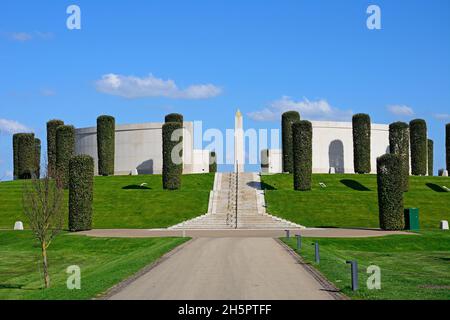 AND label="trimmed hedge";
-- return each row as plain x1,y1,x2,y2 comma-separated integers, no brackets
97,115,115,176
56,125,75,188
46,119,64,177
34,138,41,178
389,122,410,191
428,139,433,176
377,154,405,231
281,111,300,173
209,151,217,173
409,119,427,176
165,113,184,124
446,124,450,171
12,133,25,180
162,122,183,190
17,133,36,179
293,120,313,191
68,155,94,232
352,113,371,174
